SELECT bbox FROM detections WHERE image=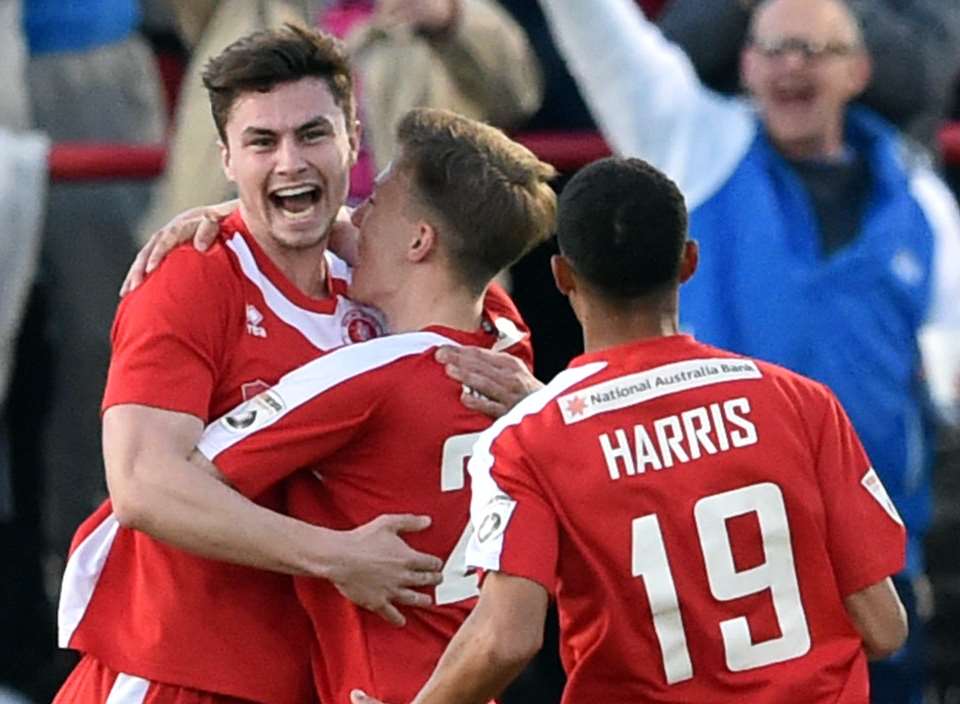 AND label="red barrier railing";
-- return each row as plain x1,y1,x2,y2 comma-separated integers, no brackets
46,124,960,182
48,142,167,182
940,122,960,165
